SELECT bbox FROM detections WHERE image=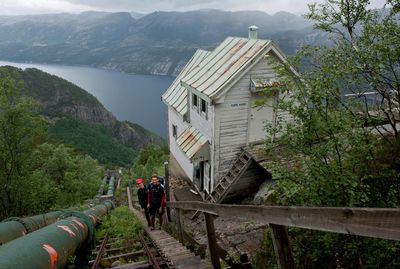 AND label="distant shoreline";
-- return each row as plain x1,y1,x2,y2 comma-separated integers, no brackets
0,59,176,79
